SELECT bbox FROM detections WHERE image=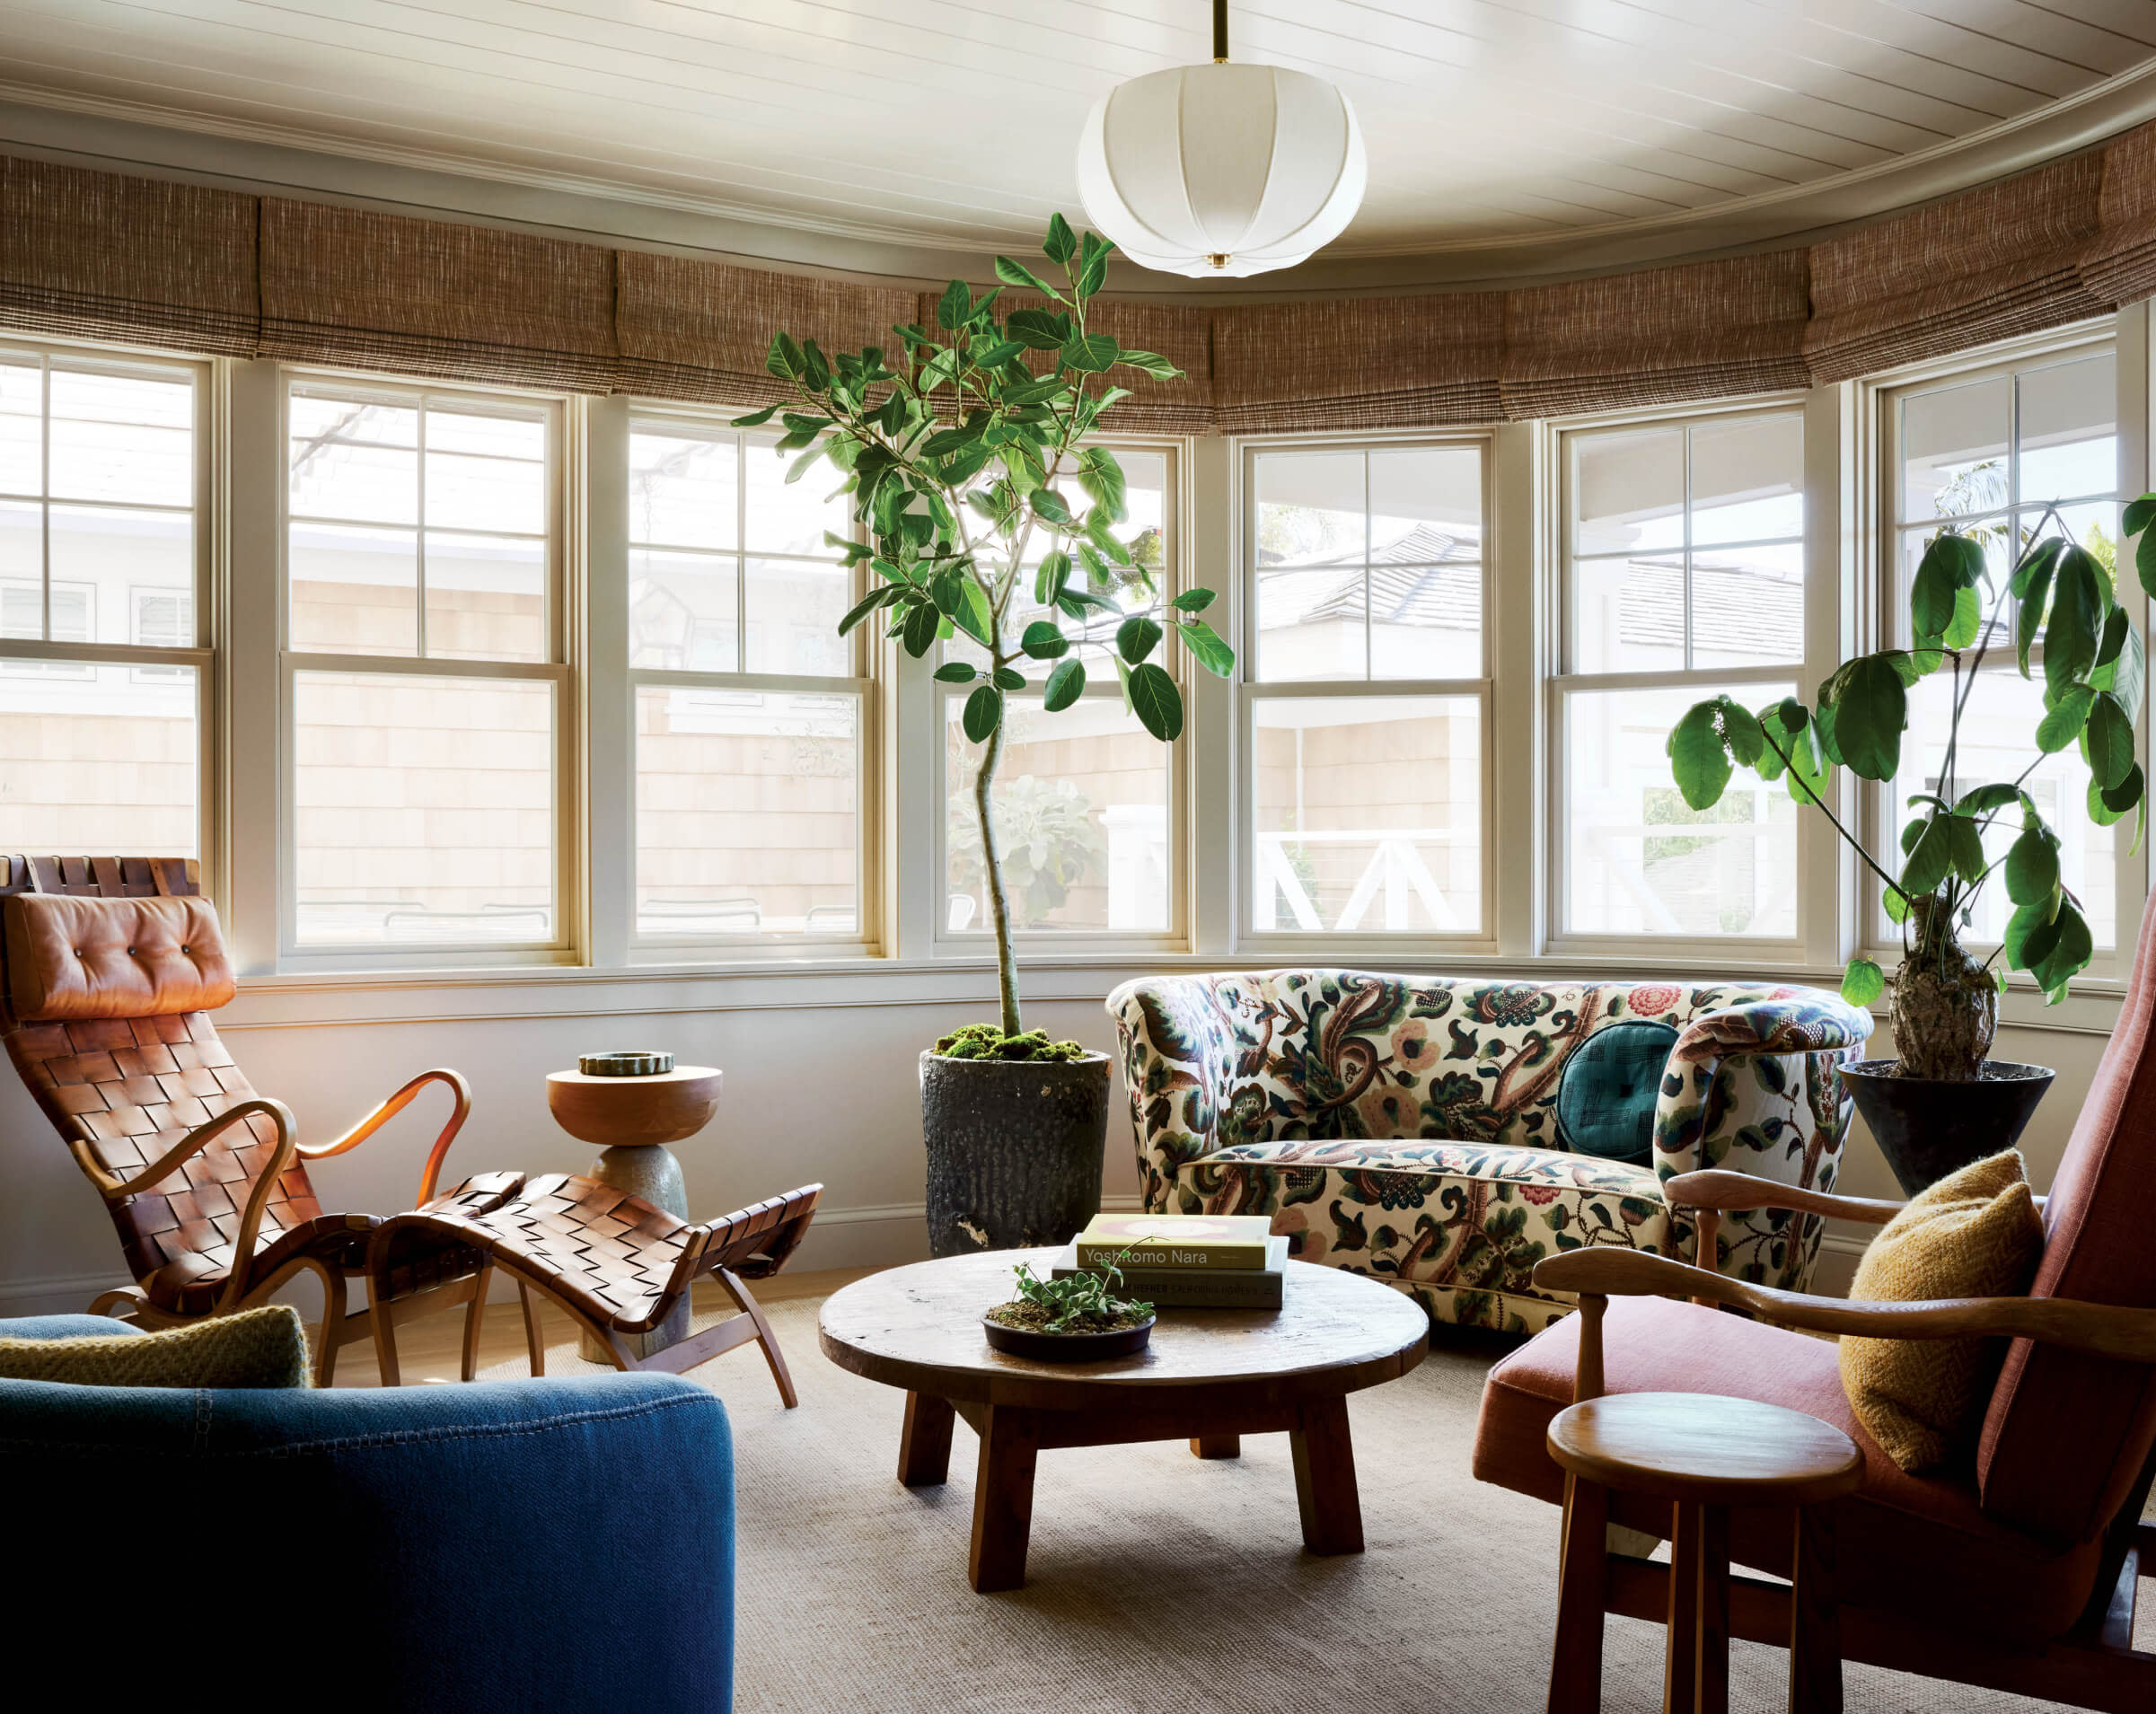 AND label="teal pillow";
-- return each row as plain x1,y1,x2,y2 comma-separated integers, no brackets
1555,1022,1679,1167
